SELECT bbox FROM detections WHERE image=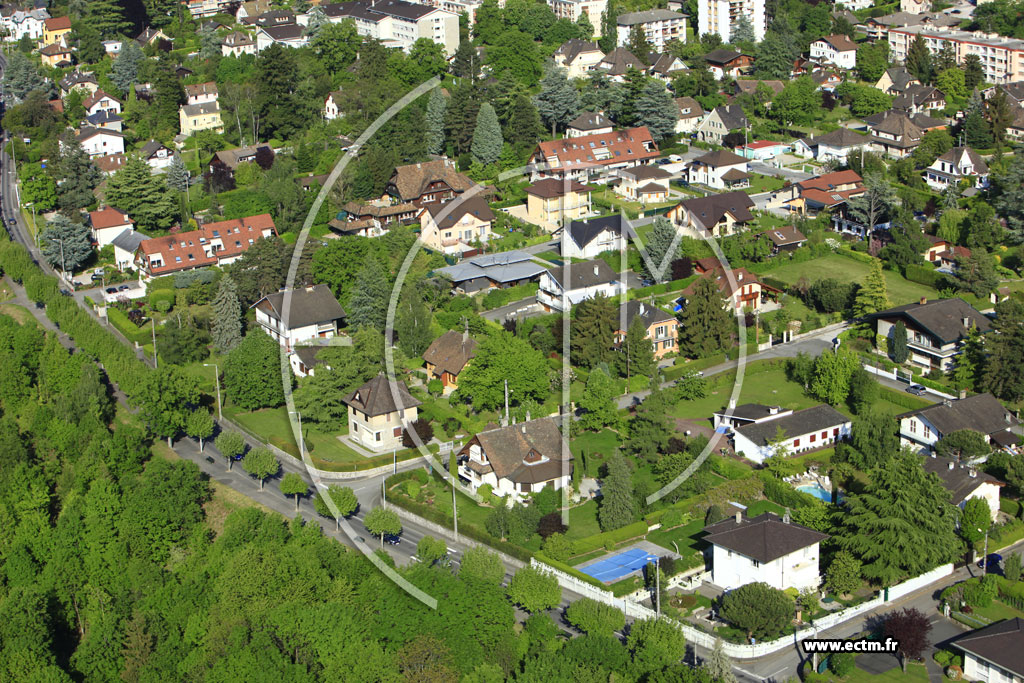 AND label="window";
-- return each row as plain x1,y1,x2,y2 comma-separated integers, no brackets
810,434,816,443
821,431,827,439
375,432,381,442
752,559,760,568
393,427,402,437
910,420,917,434
794,438,800,447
